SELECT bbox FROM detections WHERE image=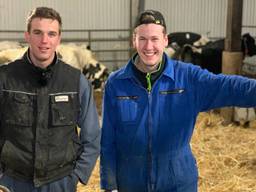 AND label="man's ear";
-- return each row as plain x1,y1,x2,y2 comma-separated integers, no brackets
57,34,61,45
132,33,136,48
164,33,168,47
24,31,30,43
